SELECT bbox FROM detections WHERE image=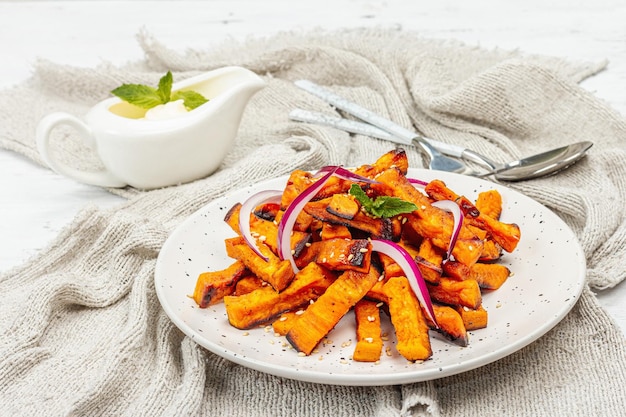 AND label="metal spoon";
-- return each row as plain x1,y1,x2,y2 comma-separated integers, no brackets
294,80,478,176
461,140,593,181
289,108,593,181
